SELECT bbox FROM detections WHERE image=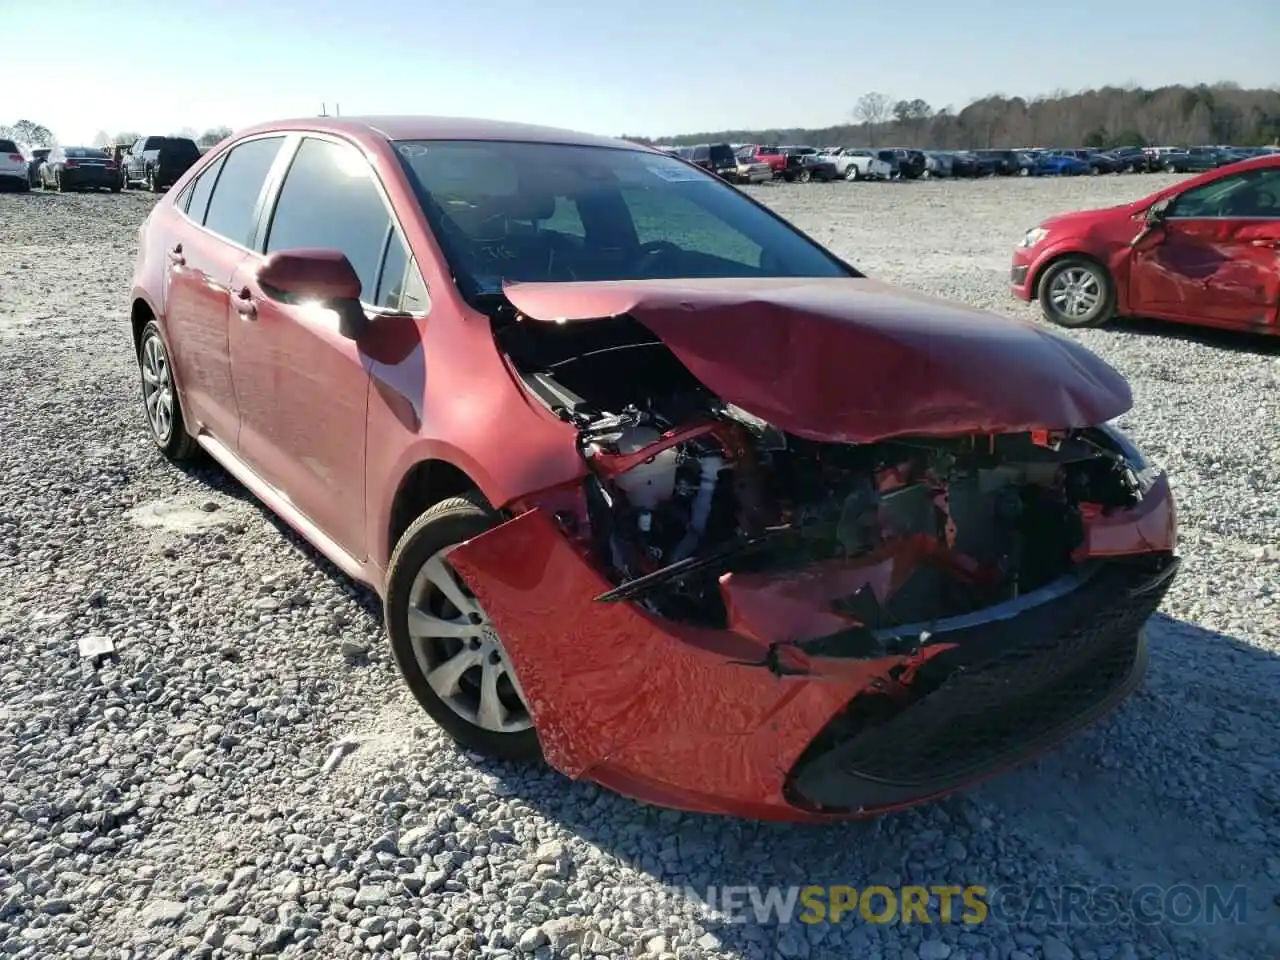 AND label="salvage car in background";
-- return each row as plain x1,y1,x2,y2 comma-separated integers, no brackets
26,147,51,187
731,152,773,184
130,116,1178,821
817,147,893,181
1012,154,1280,332
39,146,122,192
